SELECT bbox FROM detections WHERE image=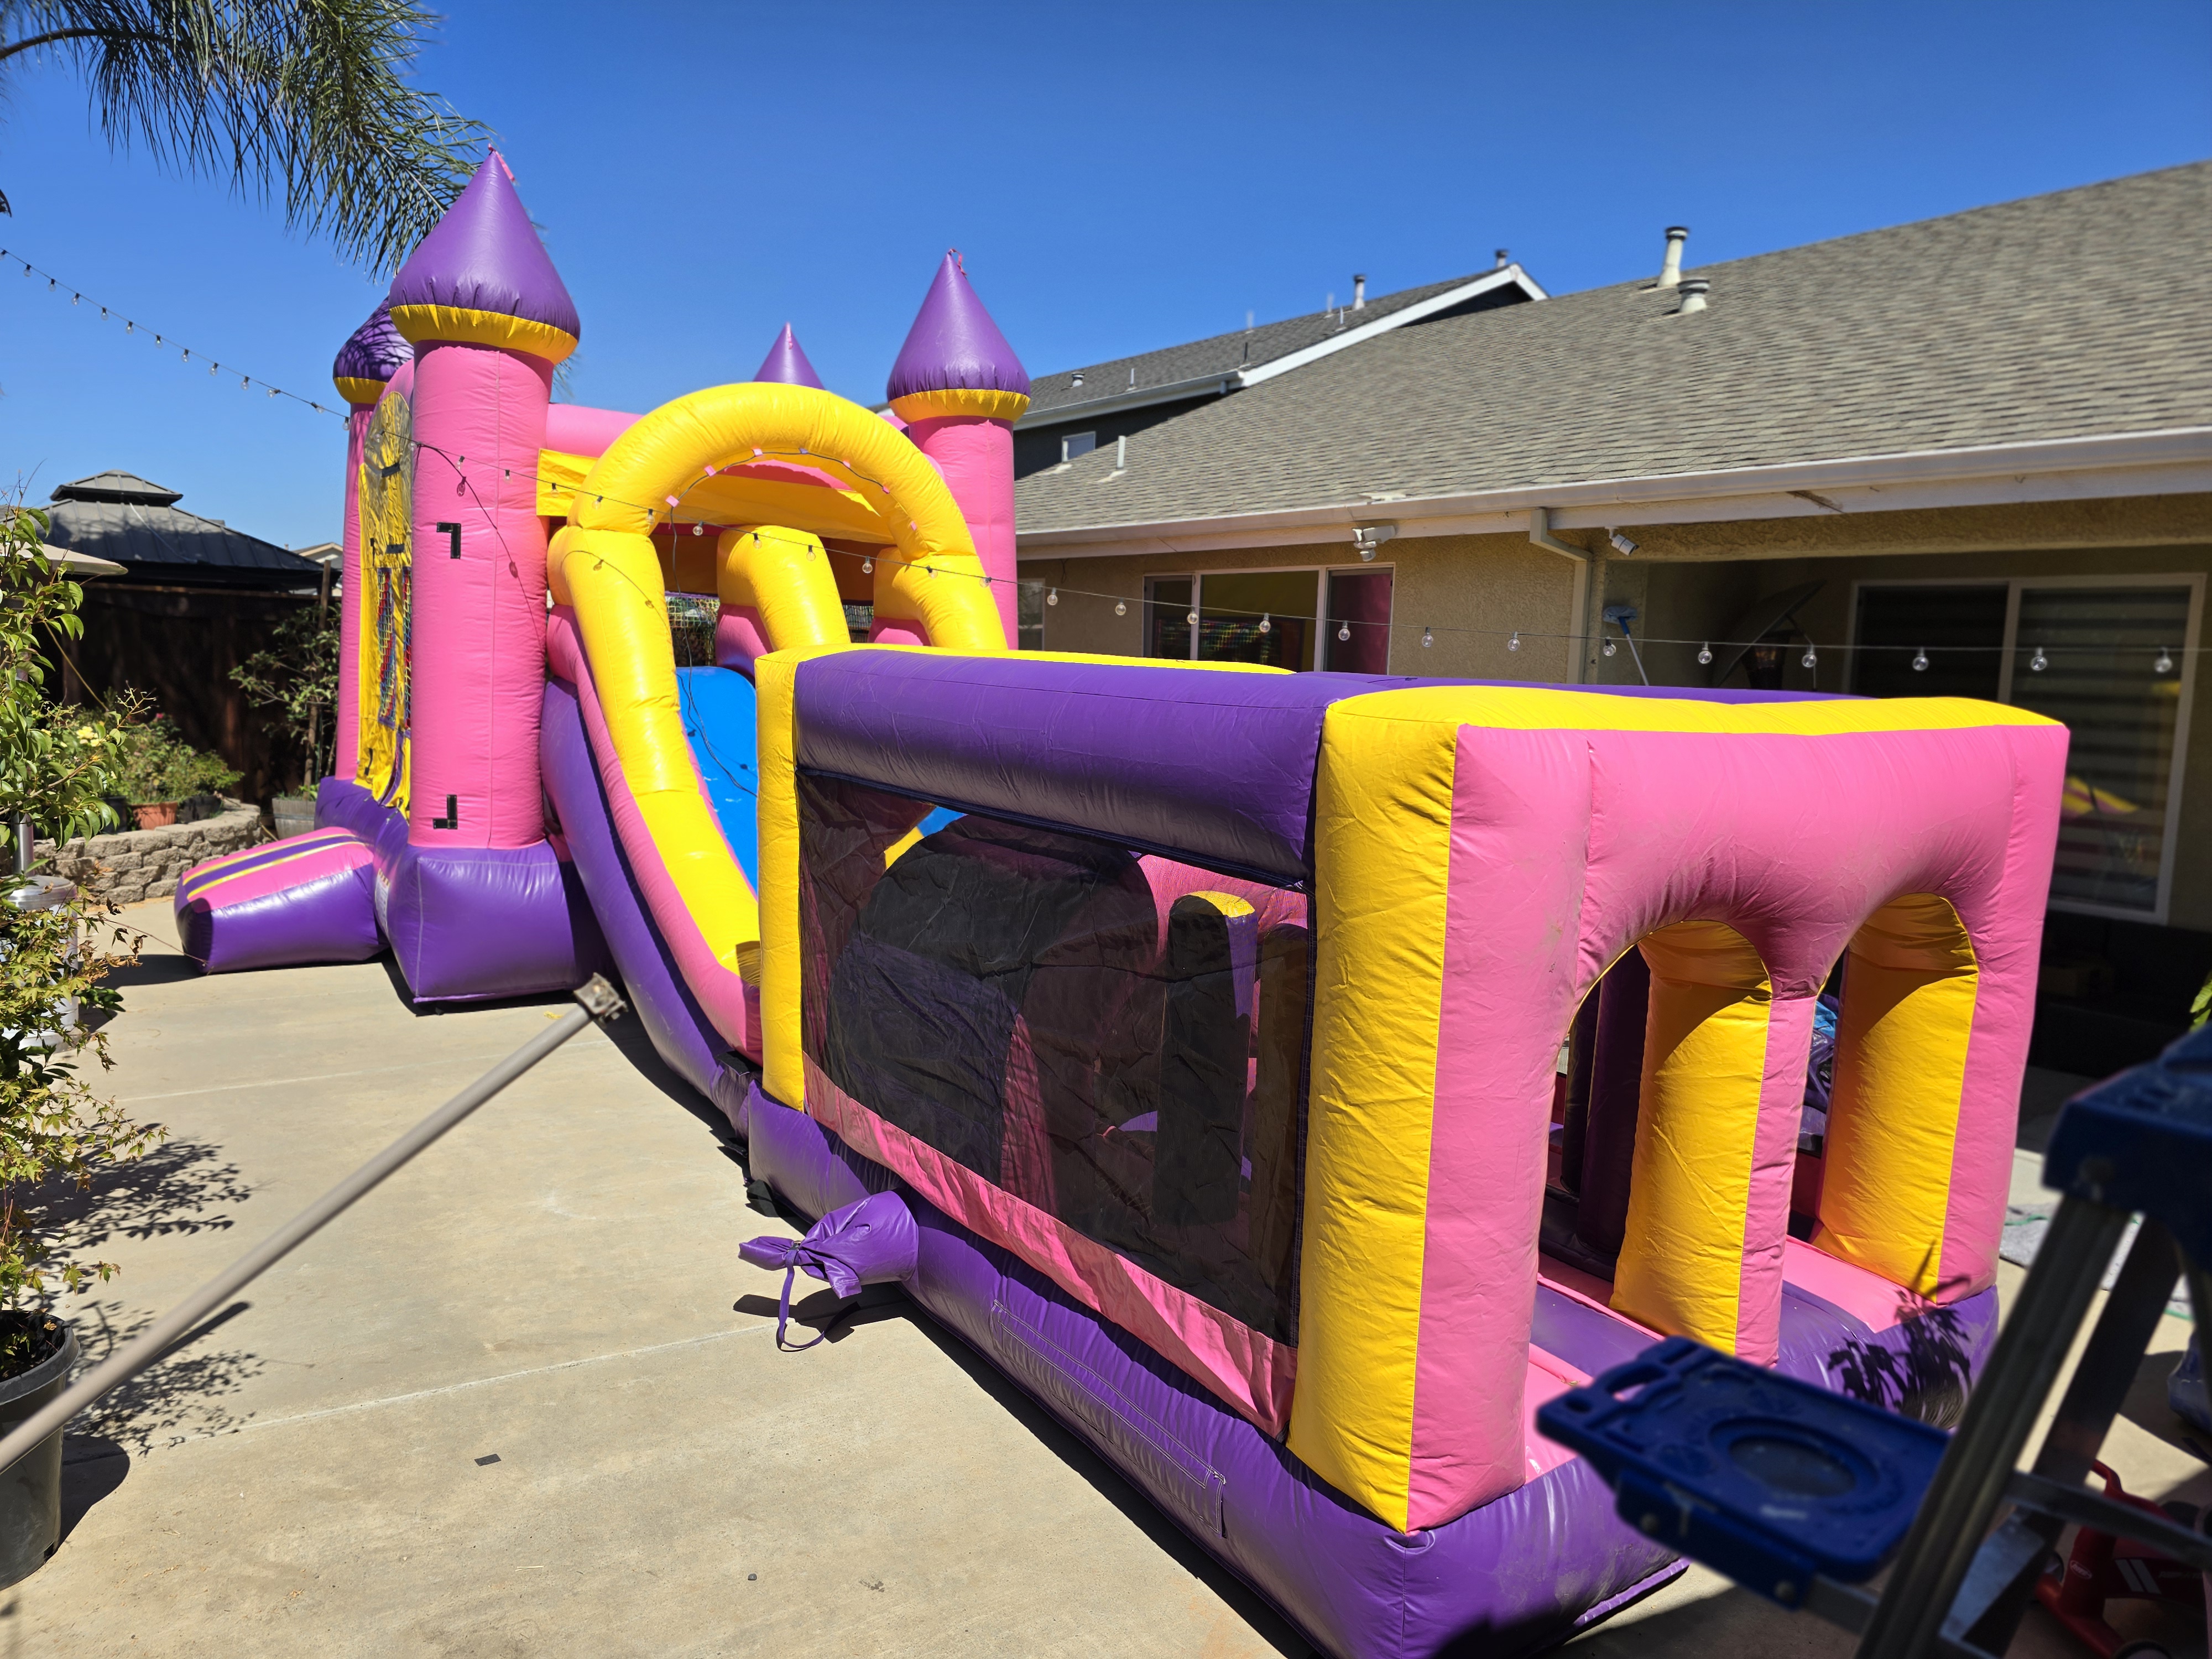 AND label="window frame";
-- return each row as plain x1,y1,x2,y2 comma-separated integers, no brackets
1139,563,1396,674
1846,571,2205,924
